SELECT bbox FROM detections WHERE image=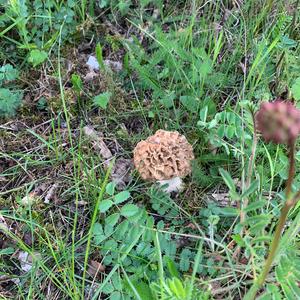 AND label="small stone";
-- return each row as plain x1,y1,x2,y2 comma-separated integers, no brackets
86,55,99,70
